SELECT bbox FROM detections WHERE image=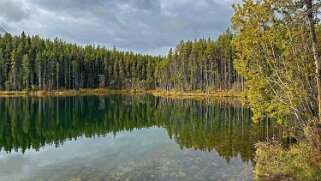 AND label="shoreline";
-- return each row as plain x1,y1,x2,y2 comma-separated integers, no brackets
0,89,243,98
